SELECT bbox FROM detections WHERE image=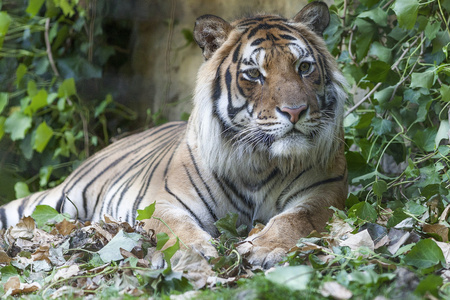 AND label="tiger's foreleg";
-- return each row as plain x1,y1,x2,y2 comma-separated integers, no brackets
237,197,341,269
